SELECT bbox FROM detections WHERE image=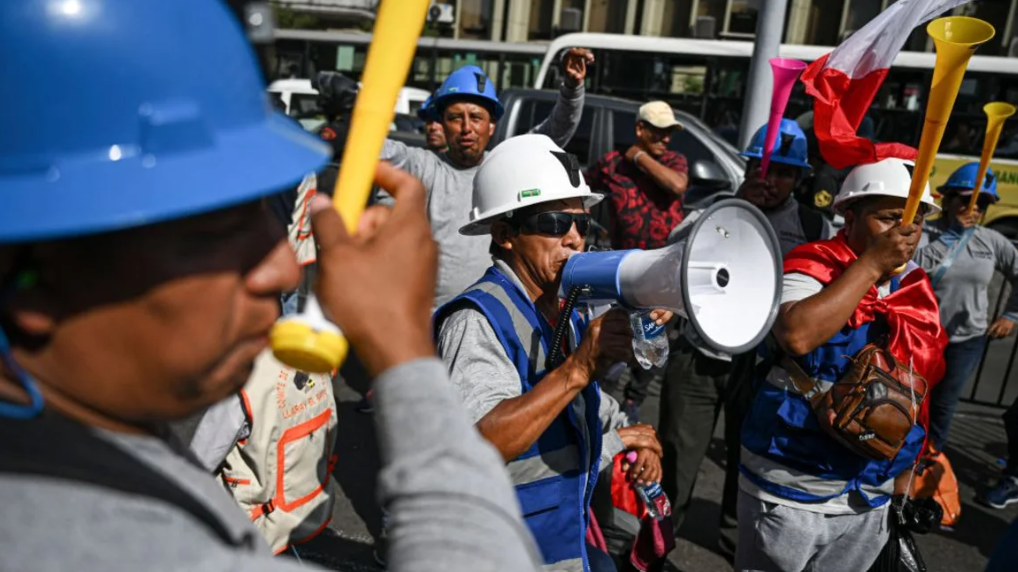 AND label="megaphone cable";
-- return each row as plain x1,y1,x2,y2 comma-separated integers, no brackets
547,285,584,369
